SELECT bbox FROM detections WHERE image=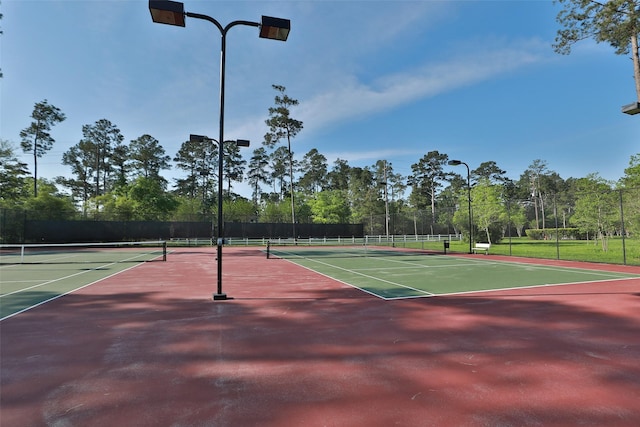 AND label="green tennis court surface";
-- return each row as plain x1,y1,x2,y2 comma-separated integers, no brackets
0,241,167,320
268,246,640,299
